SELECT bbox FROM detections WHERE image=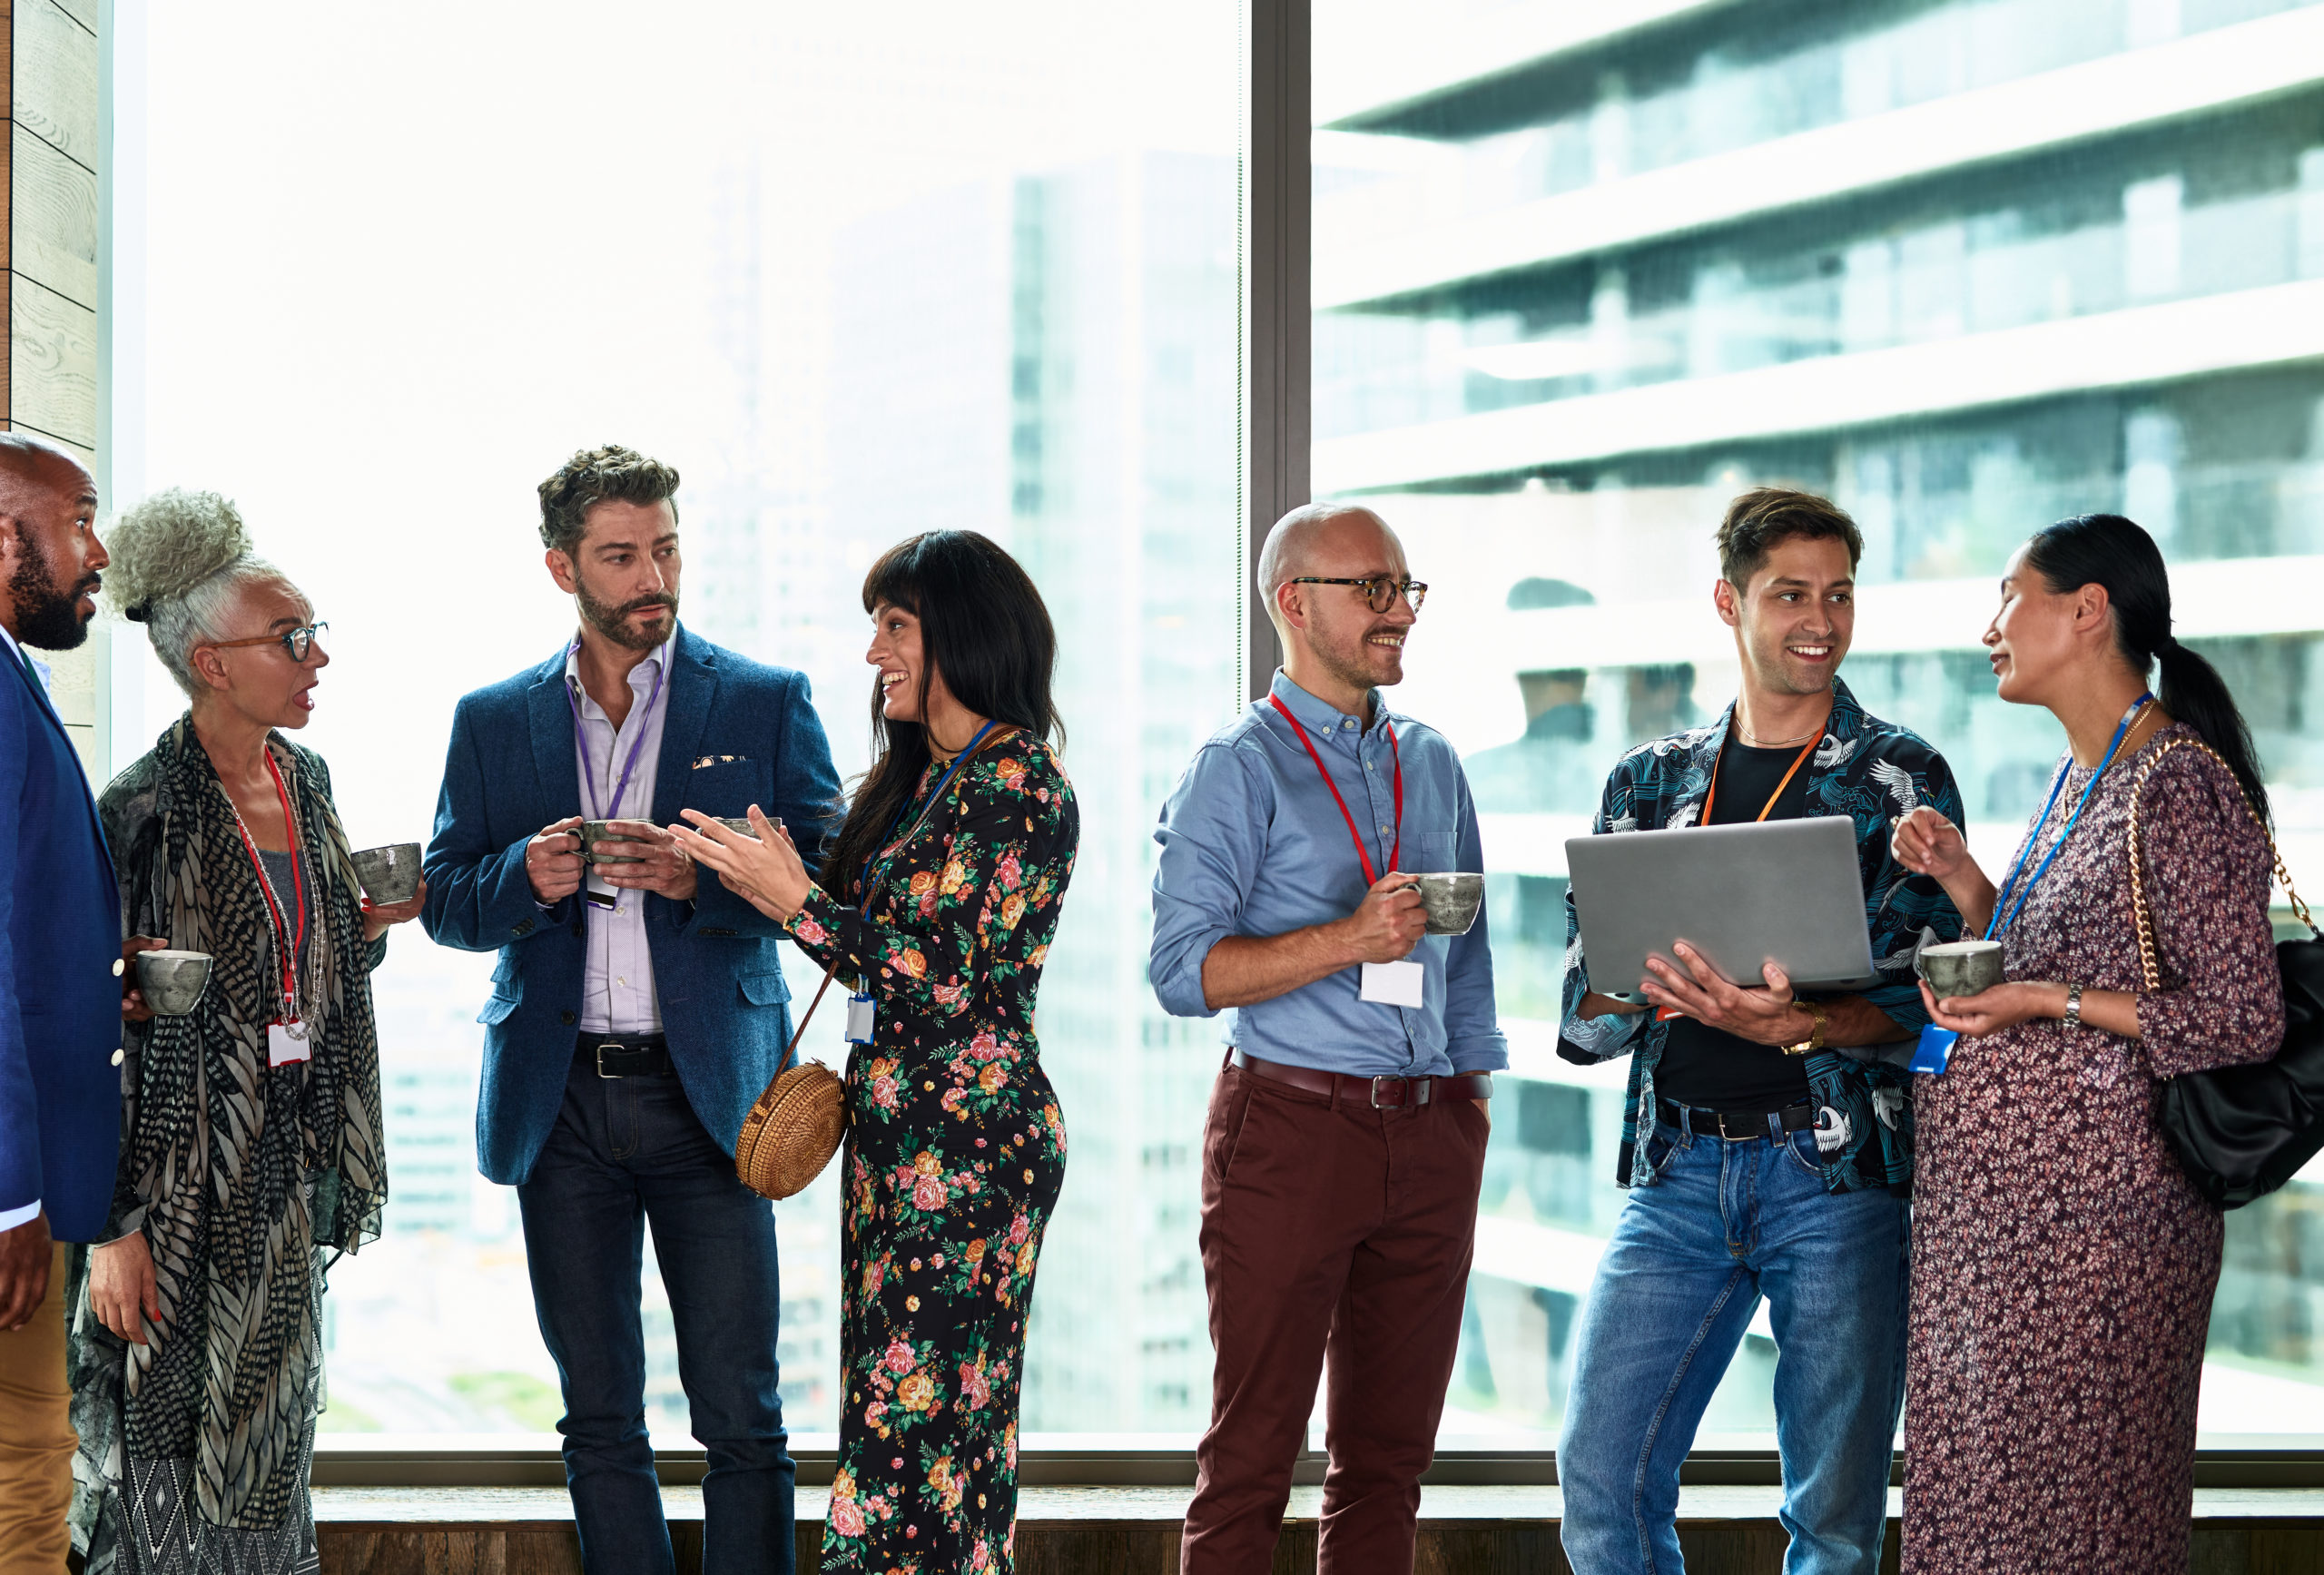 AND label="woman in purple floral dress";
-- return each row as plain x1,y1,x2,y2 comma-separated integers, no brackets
1890,515,2282,1572
676,531,1075,1574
